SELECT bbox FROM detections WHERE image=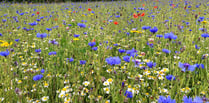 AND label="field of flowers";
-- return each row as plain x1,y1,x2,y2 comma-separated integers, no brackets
0,0,209,102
